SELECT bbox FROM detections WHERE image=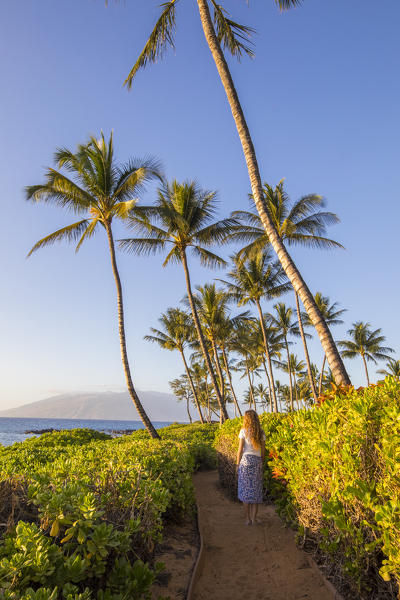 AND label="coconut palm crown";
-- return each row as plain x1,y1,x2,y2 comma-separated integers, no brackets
339,322,394,386
26,132,162,438
377,359,400,379
231,179,344,258
119,179,239,421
